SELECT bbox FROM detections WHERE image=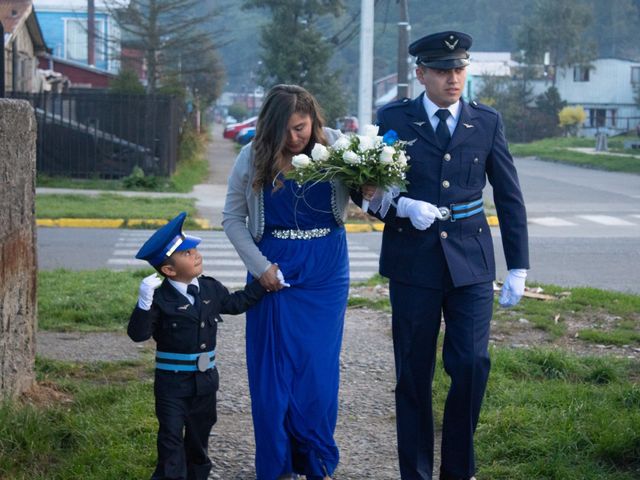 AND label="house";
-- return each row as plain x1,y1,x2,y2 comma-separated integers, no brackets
2,0,49,93
32,0,123,73
38,53,115,88
532,58,640,136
